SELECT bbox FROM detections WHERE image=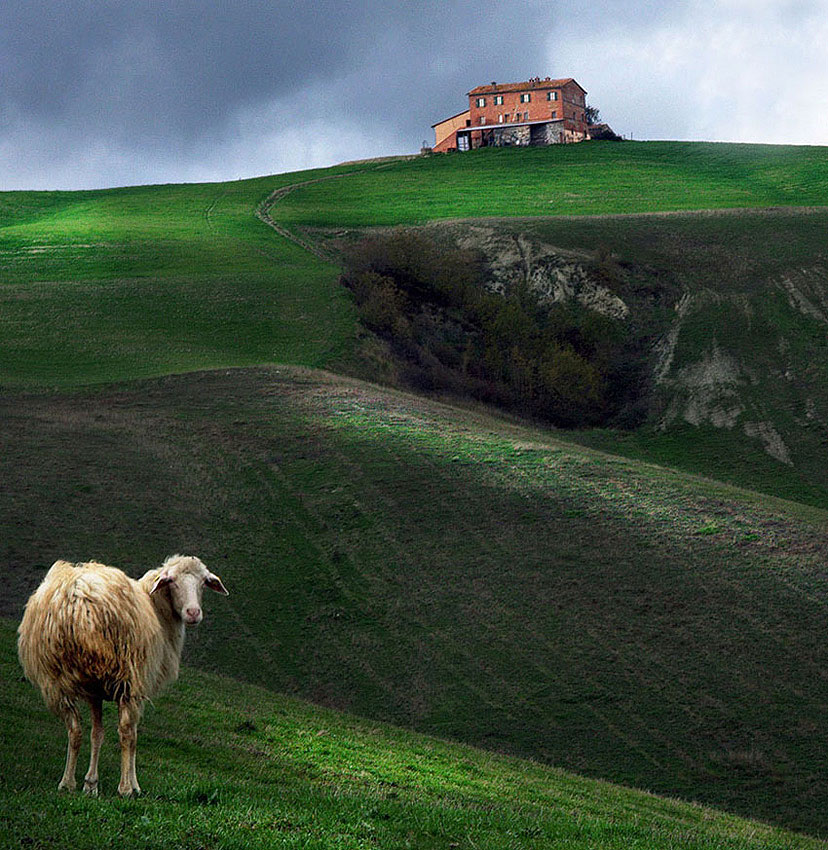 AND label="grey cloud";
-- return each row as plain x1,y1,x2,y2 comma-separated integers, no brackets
1,0,568,186
2,1,370,136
